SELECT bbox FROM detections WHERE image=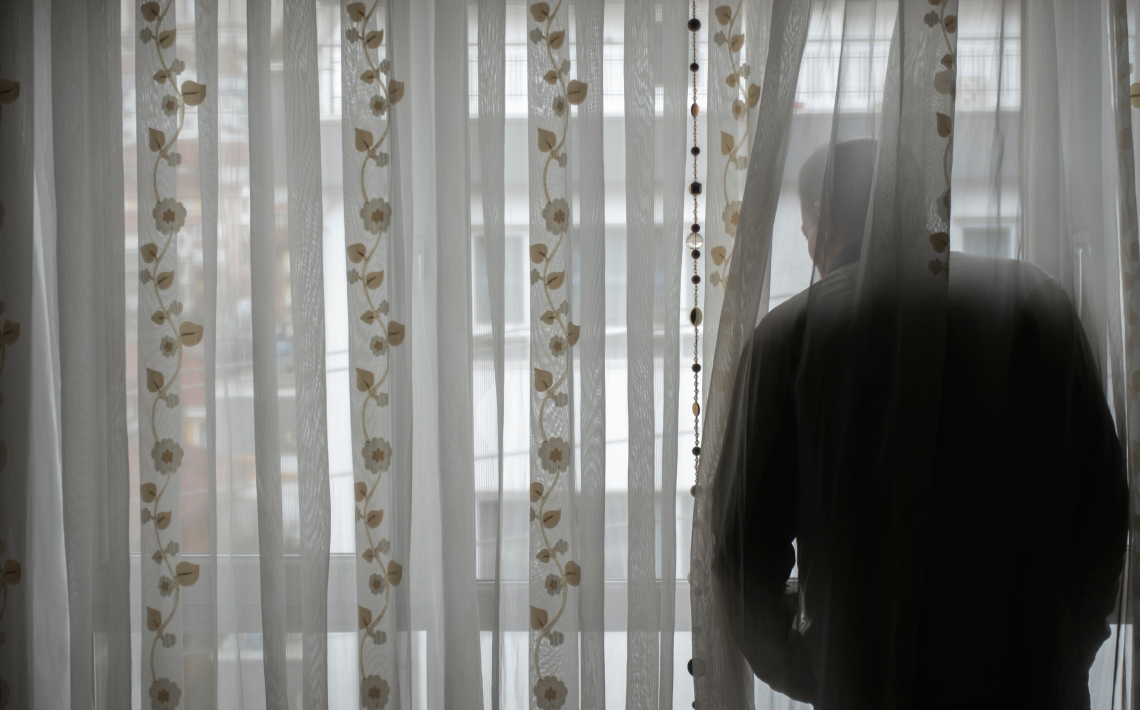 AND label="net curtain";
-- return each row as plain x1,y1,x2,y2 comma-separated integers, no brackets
0,0,1137,709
